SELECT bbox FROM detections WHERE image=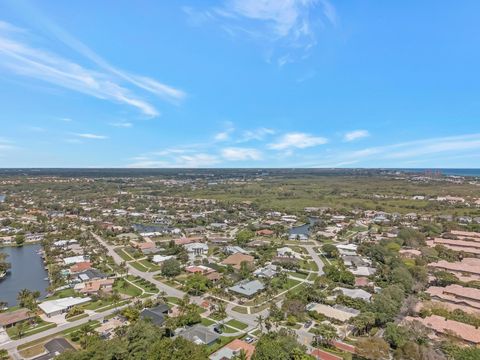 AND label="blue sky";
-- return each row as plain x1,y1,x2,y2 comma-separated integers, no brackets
0,0,479,168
